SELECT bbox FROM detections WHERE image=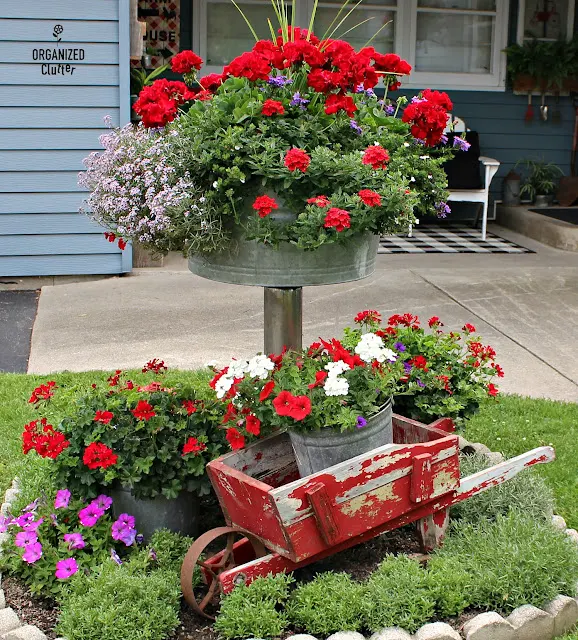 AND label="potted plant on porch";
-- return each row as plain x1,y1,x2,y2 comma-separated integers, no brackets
516,158,564,207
